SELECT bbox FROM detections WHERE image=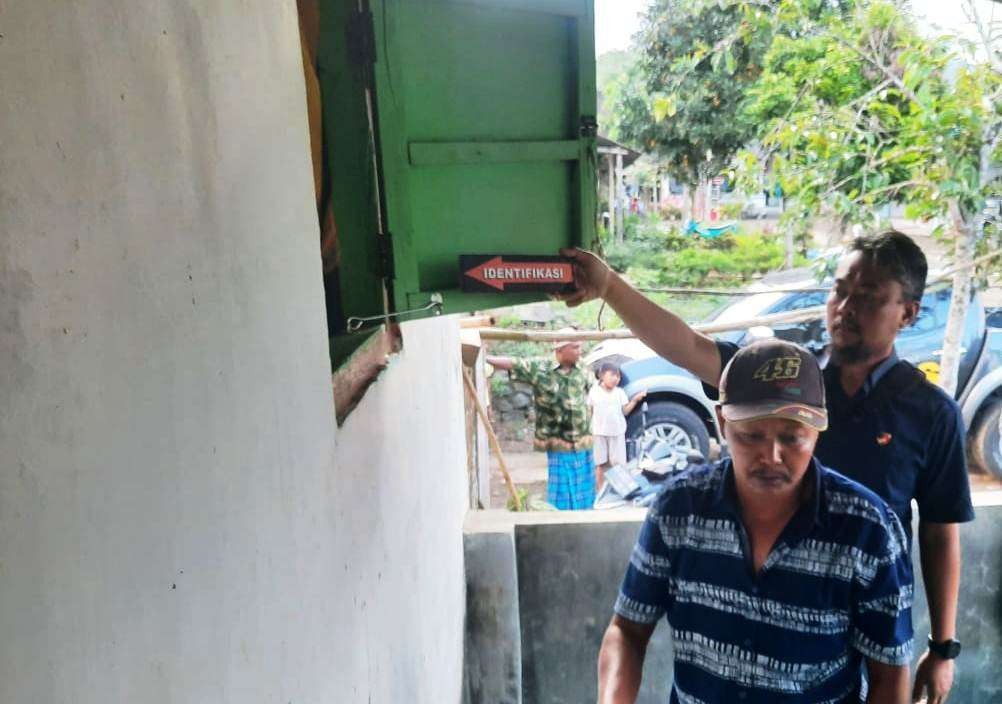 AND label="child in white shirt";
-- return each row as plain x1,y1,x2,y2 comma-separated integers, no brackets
588,362,645,489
